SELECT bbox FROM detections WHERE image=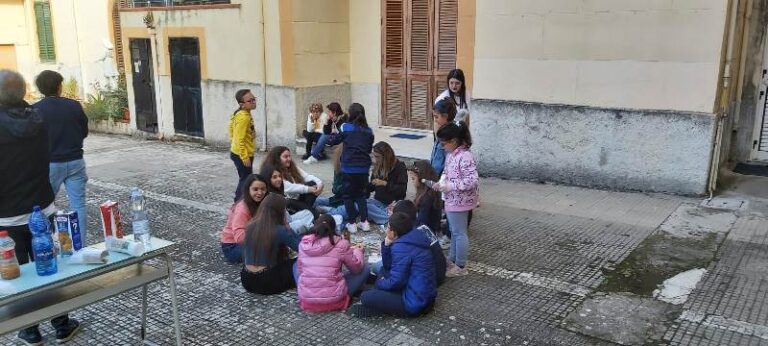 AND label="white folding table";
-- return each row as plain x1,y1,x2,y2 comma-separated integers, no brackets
0,237,182,345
